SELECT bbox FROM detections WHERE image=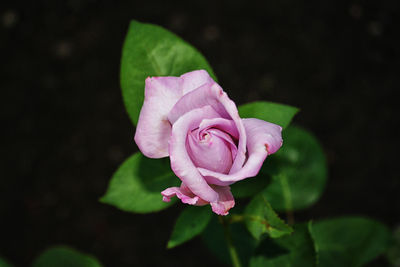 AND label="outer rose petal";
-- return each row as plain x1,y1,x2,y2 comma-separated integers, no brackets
134,77,182,158
161,183,235,215
161,183,208,206
134,70,214,158
198,118,283,186
169,105,221,202
210,185,235,216
181,69,214,94
167,82,247,175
